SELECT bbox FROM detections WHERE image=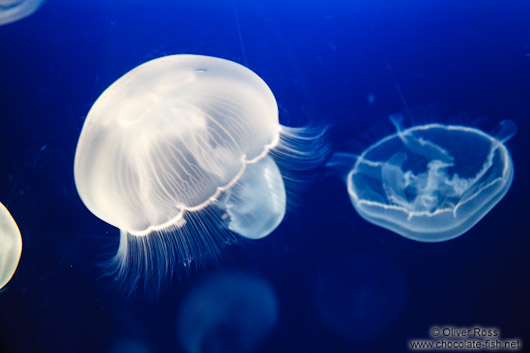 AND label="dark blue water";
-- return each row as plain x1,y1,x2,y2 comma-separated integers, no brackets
1,1,529,352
